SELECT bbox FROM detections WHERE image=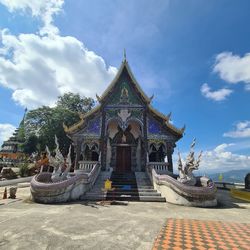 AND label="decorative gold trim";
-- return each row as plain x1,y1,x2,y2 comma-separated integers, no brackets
181,125,186,133
77,112,84,120
64,105,101,134
63,122,69,132
165,120,184,136
149,94,154,103
82,105,101,119
148,138,166,145
64,119,85,133
96,94,101,102
148,105,169,121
